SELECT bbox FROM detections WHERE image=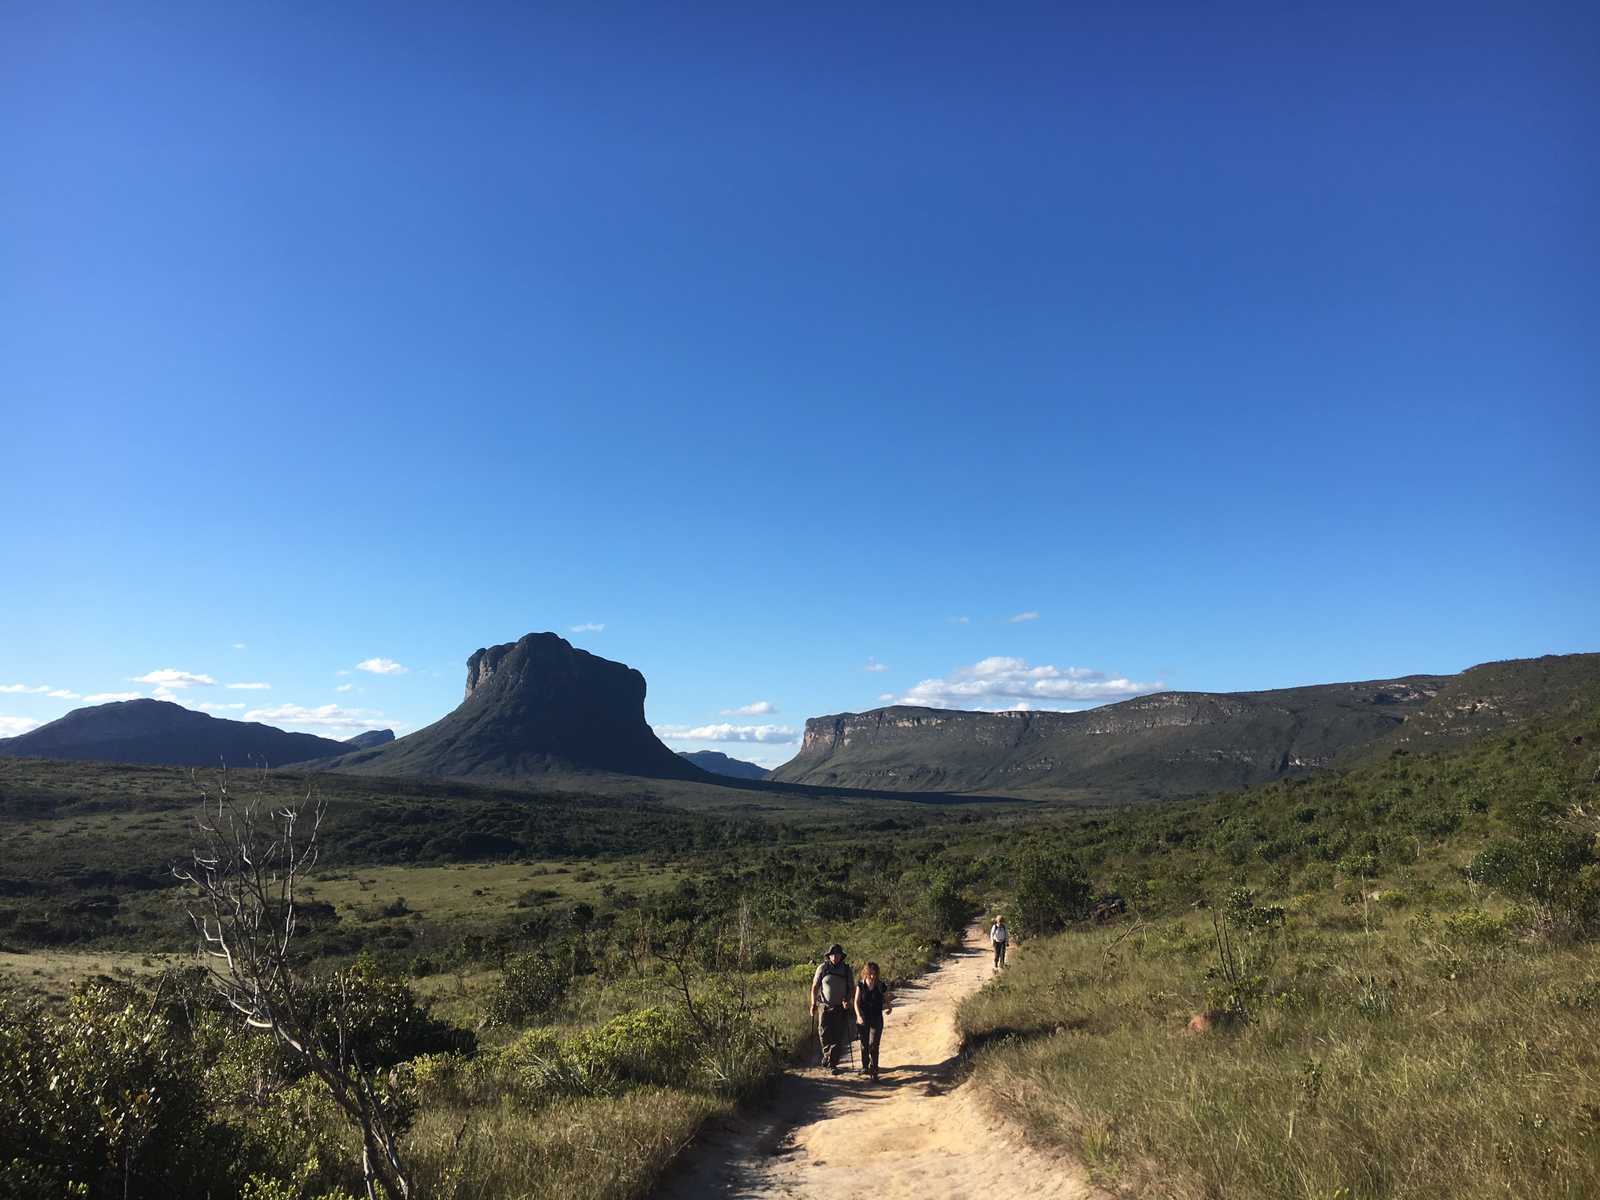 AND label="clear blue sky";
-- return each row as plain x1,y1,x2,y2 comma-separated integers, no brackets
3,2,1595,767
